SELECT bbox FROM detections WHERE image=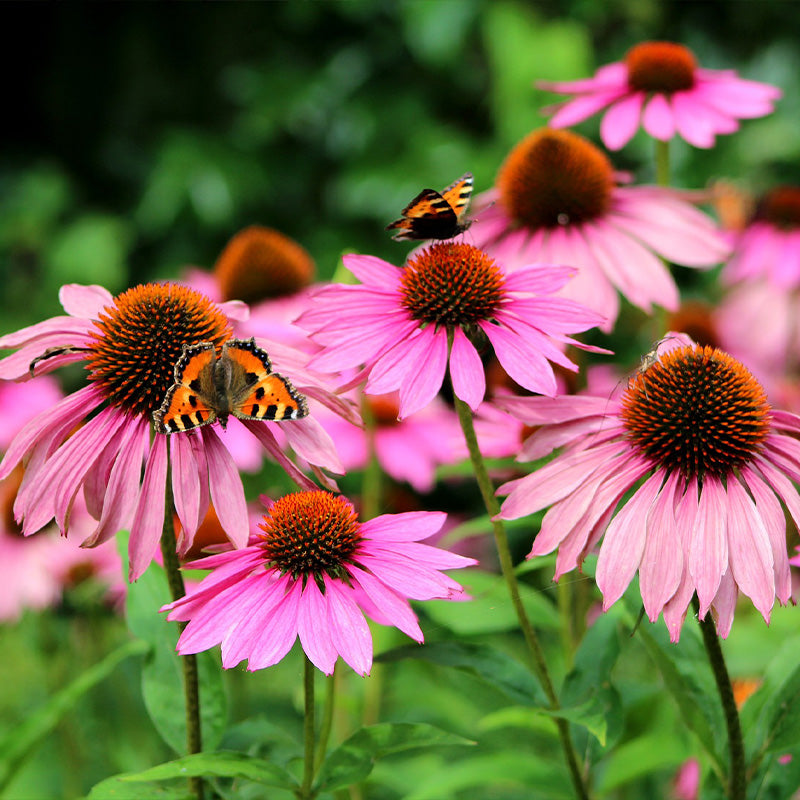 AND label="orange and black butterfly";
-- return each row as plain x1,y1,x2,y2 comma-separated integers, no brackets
154,338,308,434
386,173,474,241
